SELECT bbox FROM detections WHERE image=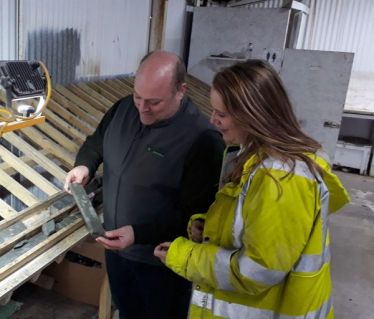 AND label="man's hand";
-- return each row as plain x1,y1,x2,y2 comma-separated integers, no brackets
64,166,90,193
96,226,135,250
154,242,171,264
190,219,205,243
